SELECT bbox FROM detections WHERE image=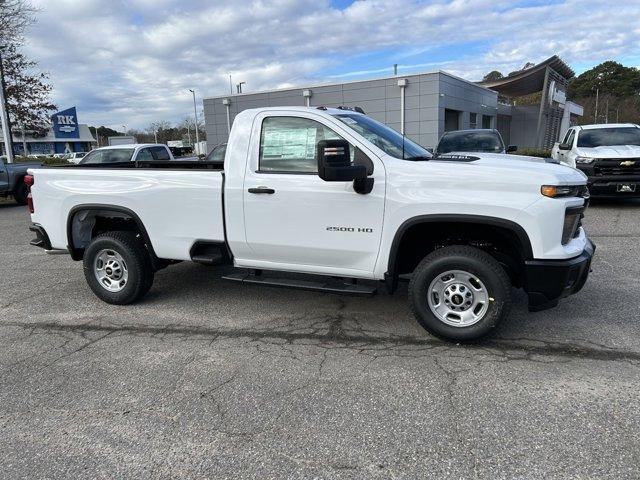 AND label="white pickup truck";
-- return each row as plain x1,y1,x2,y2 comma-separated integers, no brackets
76,143,199,165
26,107,594,341
551,123,640,197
